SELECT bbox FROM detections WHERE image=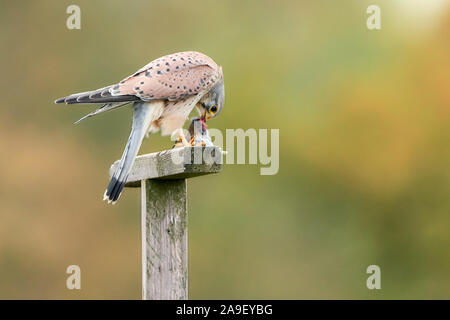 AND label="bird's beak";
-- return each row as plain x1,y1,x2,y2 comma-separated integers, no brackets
201,110,211,121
